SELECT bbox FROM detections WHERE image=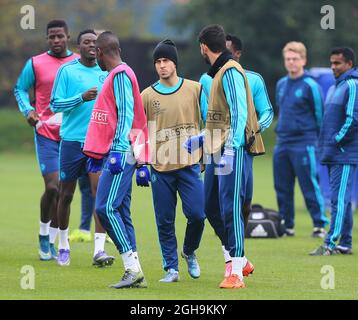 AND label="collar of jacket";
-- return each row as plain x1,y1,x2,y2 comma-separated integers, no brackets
336,67,358,85
207,50,233,78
